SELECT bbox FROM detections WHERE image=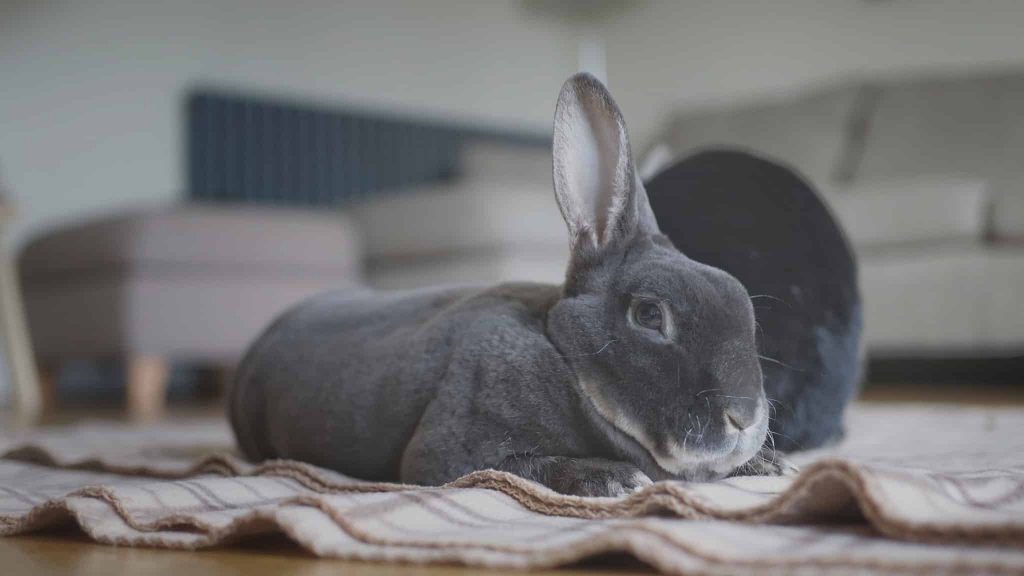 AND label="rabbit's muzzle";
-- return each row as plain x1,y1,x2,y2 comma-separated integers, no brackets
658,394,768,480
579,373,769,481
